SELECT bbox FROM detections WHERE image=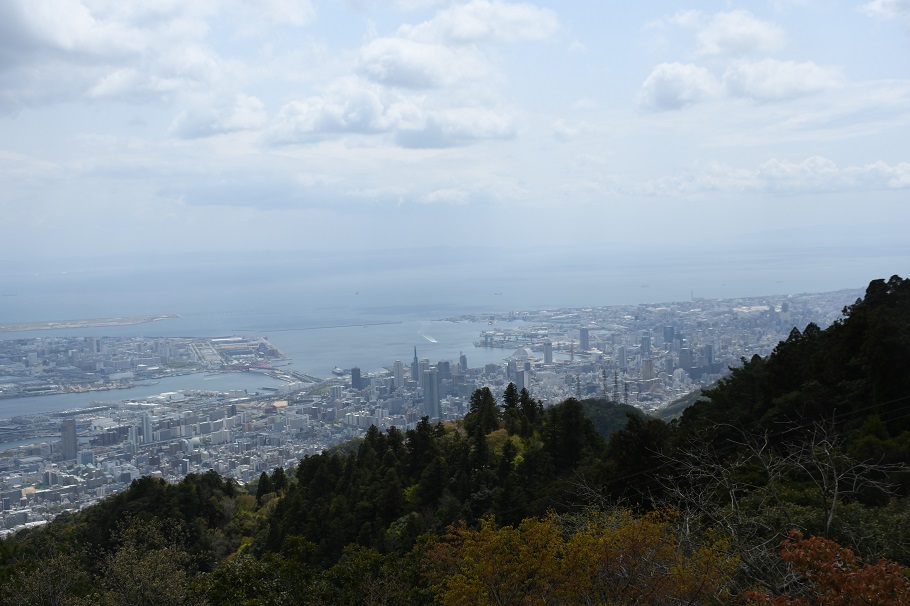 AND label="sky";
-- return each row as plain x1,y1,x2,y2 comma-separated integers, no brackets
1,0,908,290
